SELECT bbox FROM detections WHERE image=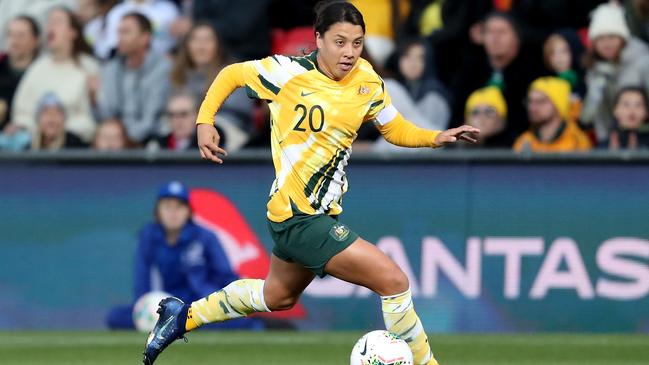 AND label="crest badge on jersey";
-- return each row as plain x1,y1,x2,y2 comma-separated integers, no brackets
330,223,351,242
358,85,370,95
